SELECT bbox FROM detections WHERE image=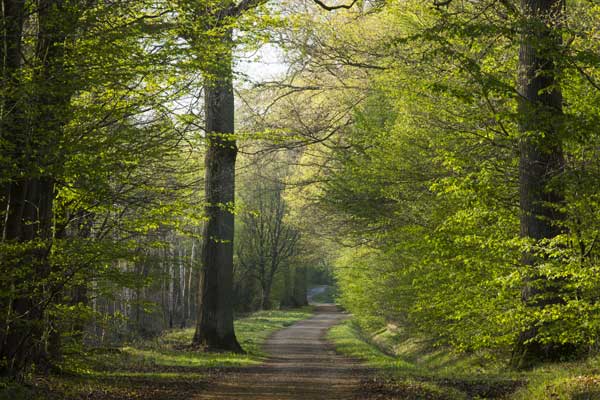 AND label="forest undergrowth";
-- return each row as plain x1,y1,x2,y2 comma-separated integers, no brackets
0,308,313,400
